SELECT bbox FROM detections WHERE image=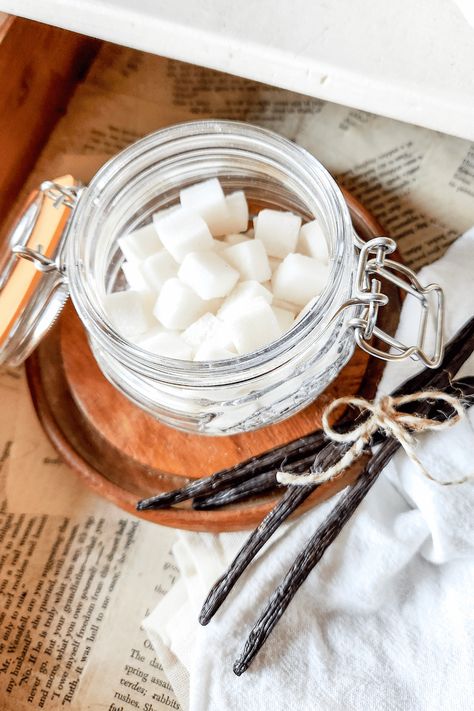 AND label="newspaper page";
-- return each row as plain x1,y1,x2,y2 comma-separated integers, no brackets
2,42,474,711
1,375,180,711
12,45,474,271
